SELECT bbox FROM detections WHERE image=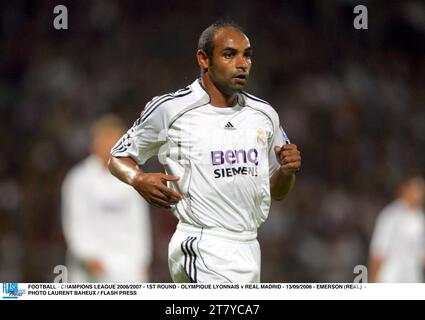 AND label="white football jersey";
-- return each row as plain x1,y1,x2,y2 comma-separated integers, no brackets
112,79,288,233
370,200,425,282
62,155,152,263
